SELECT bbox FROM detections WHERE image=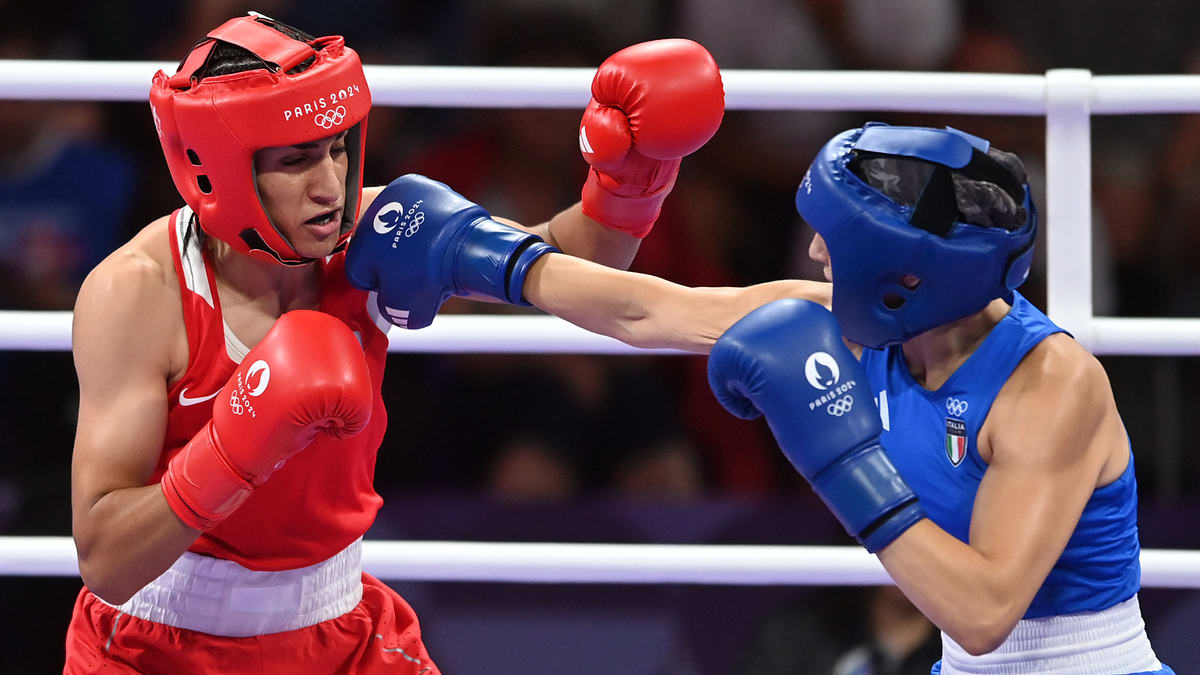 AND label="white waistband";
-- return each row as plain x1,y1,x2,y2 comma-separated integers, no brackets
940,595,1161,674
101,539,364,637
